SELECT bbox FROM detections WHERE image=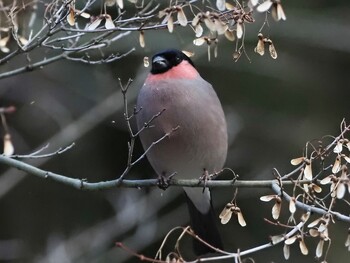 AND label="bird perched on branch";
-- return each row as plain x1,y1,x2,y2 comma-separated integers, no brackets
136,49,228,255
